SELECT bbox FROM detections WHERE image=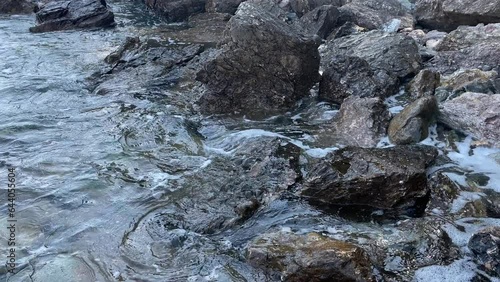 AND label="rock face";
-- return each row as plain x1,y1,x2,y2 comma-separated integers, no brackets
302,145,438,214
388,96,438,145
407,69,440,99
196,1,321,118
300,5,339,39
434,69,499,101
415,0,500,31
338,0,414,30
29,0,115,33
205,0,244,14
247,231,375,282
439,93,500,148
0,0,34,14
468,227,500,277
143,0,206,22
435,24,500,52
